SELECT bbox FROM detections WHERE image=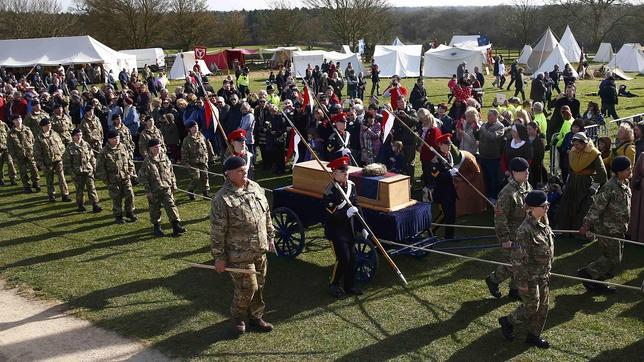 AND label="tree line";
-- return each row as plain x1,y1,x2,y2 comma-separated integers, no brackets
0,0,642,54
